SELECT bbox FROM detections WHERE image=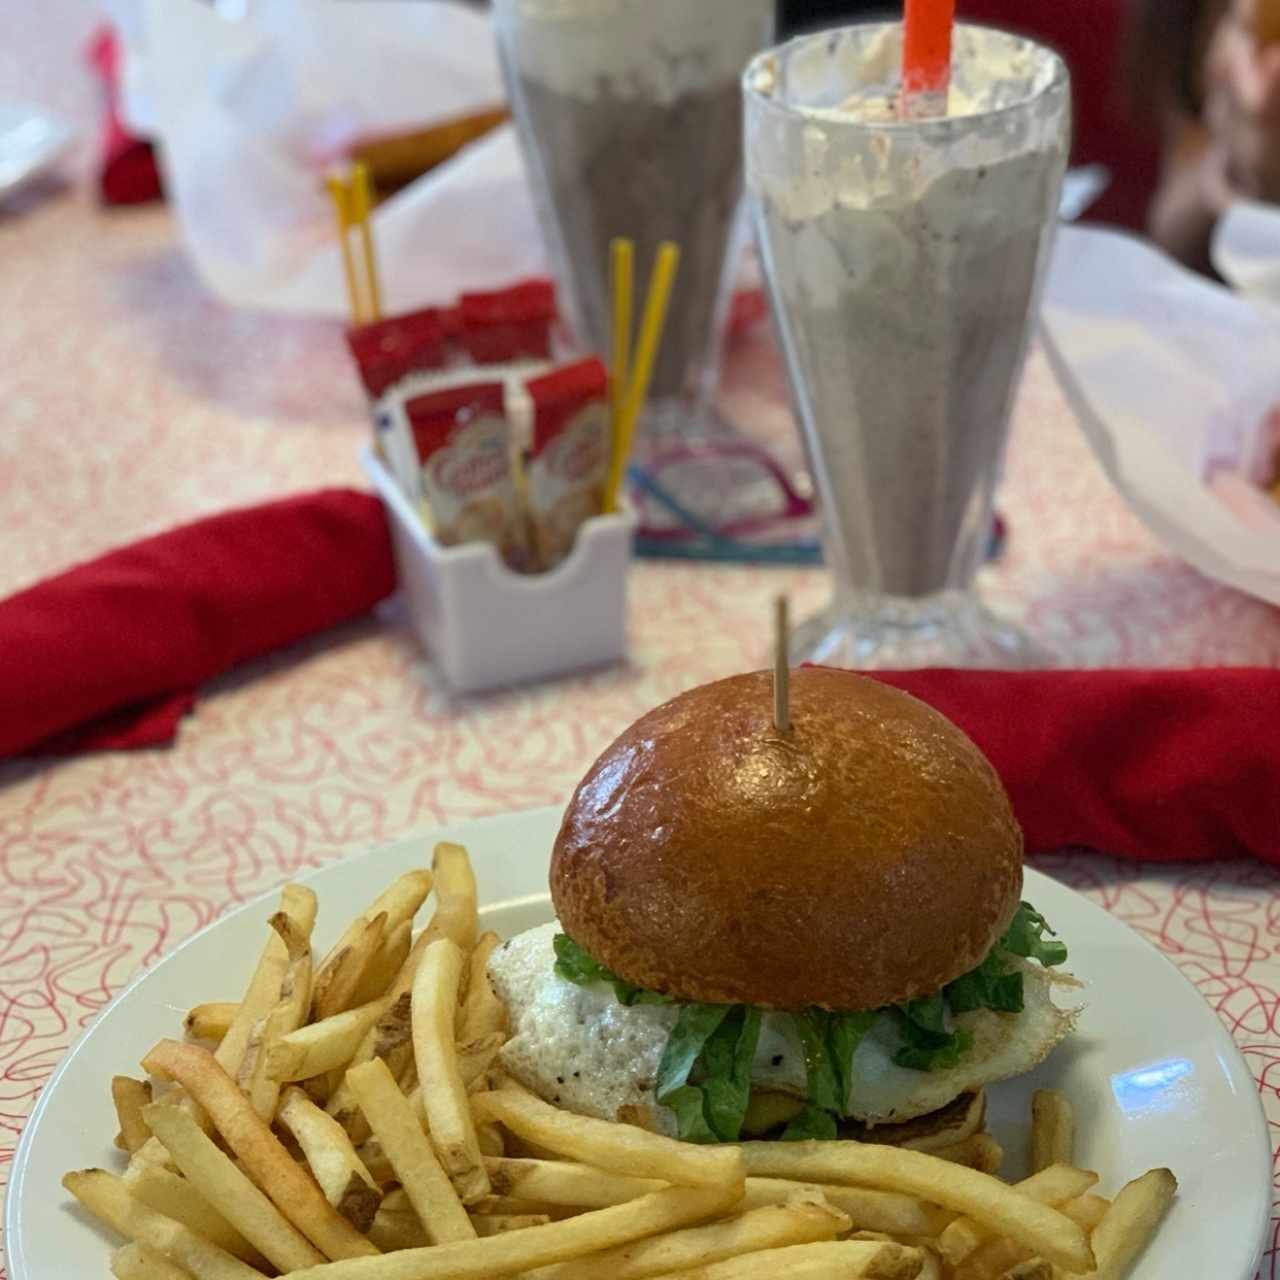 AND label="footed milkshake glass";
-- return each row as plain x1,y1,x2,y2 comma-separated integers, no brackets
744,24,1069,668
493,0,774,449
